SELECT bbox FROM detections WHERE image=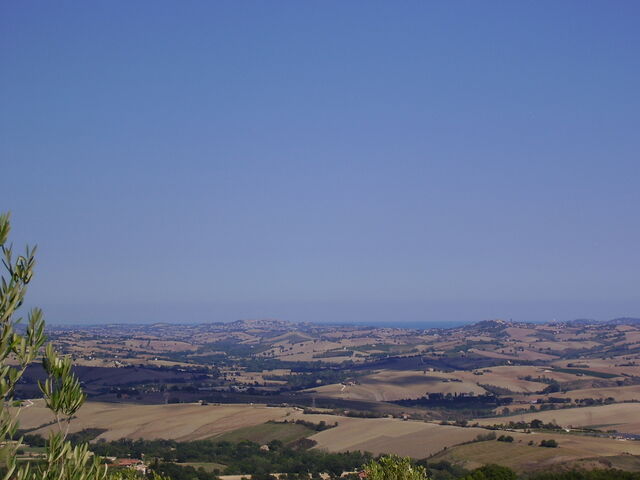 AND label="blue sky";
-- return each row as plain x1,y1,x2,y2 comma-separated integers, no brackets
1,1,639,325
